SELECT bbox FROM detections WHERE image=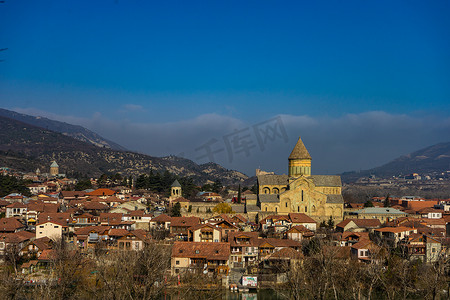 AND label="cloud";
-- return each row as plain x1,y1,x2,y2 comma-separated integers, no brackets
121,104,145,112
8,107,450,176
